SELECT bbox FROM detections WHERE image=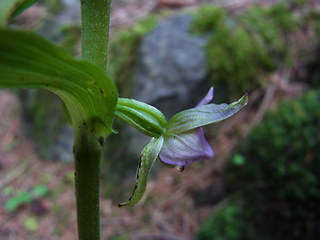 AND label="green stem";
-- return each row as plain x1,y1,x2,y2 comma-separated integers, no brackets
76,0,112,239
74,128,103,240
81,0,112,70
